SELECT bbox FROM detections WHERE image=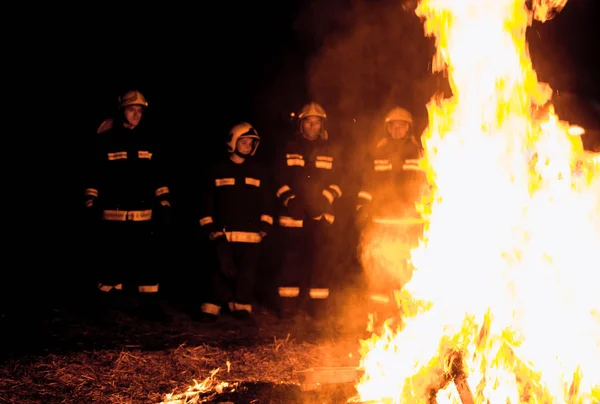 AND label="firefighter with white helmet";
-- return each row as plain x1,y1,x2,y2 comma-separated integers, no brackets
83,89,172,322
274,101,343,319
355,105,428,322
197,122,275,322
